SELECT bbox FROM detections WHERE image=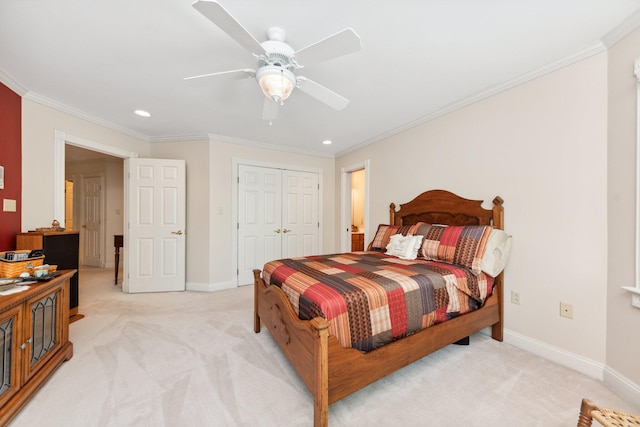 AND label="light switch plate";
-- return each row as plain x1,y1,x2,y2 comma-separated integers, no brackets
3,199,16,212
0,166,4,189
